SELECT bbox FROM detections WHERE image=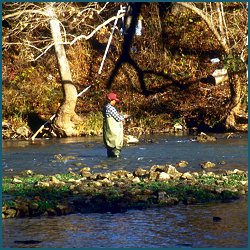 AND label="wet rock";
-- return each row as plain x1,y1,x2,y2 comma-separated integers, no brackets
157,191,166,201
50,176,60,184
56,204,72,215
53,154,76,162
46,208,57,216
2,206,7,213
240,180,248,186
92,181,102,188
71,162,85,167
80,171,92,178
158,172,170,181
200,161,216,169
133,168,149,177
21,170,34,176
143,189,154,195
215,179,224,185
213,216,222,222
196,132,216,142
94,172,111,180
34,181,50,188
167,165,182,179
48,177,65,187
16,126,30,138
232,169,245,175
150,164,169,172
173,122,183,131
112,170,132,178
67,167,76,175
149,171,159,181
4,208,17,218
183,197,197,205
67,178,82,184
99,178,114,187
132,177,141,183
132,194,151,203
176,160,189,168
80,167,91,172
218,160,226,165
29,201,39,210
181,172,193,180
13,177,22,183
157,191,179,205
124,135,139,144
